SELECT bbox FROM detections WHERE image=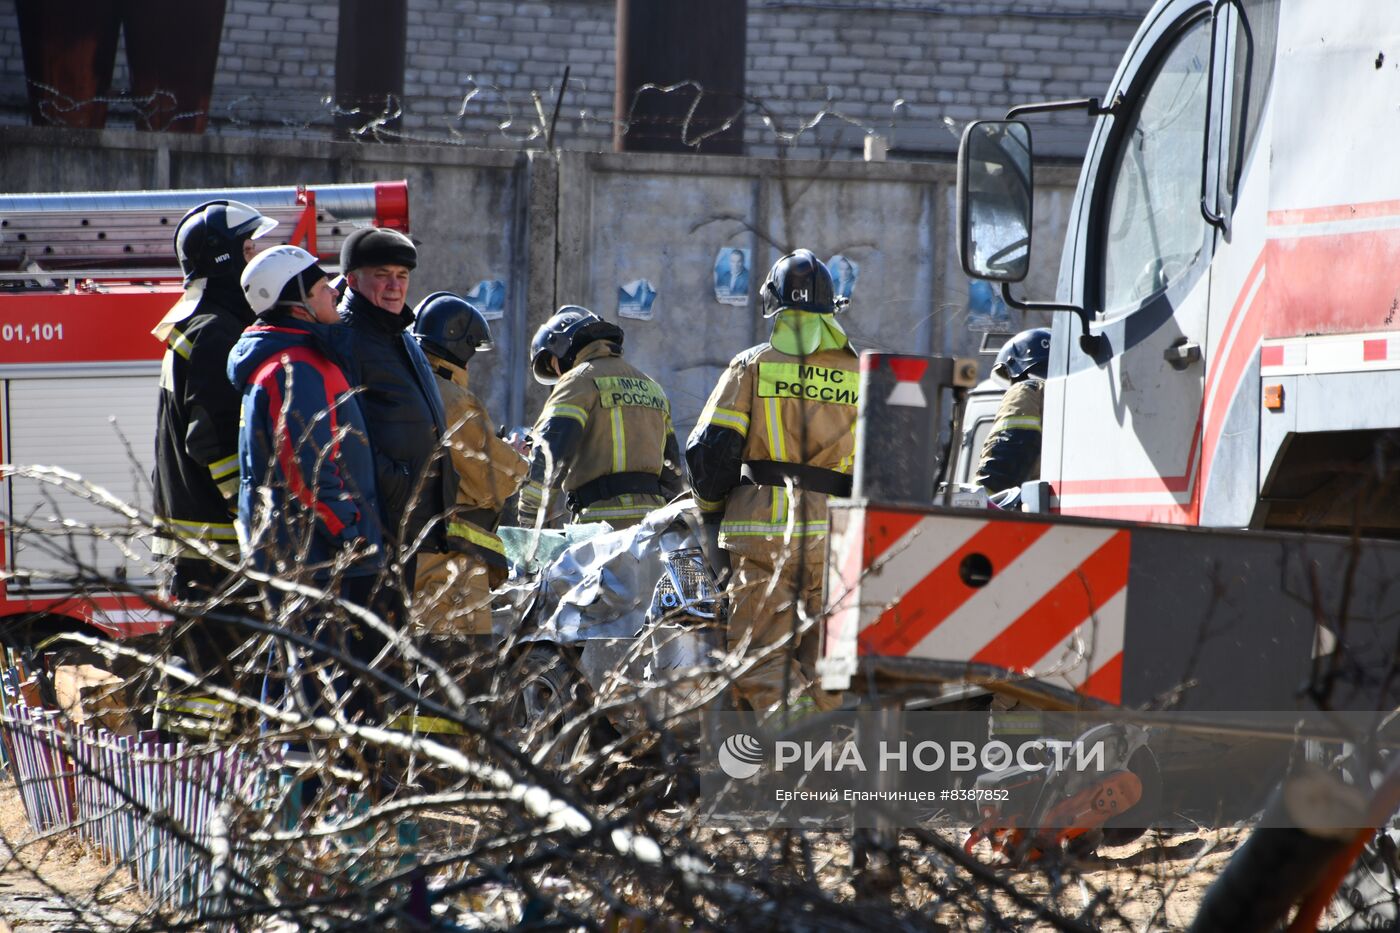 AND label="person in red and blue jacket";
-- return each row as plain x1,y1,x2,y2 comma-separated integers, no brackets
230,246,393,738
227,245,385,592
